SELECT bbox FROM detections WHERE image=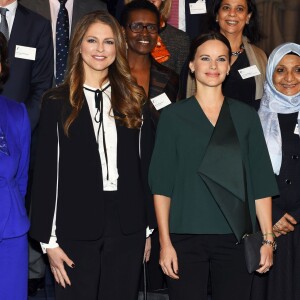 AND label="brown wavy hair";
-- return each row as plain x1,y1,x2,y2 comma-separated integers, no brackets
62,10,145,135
